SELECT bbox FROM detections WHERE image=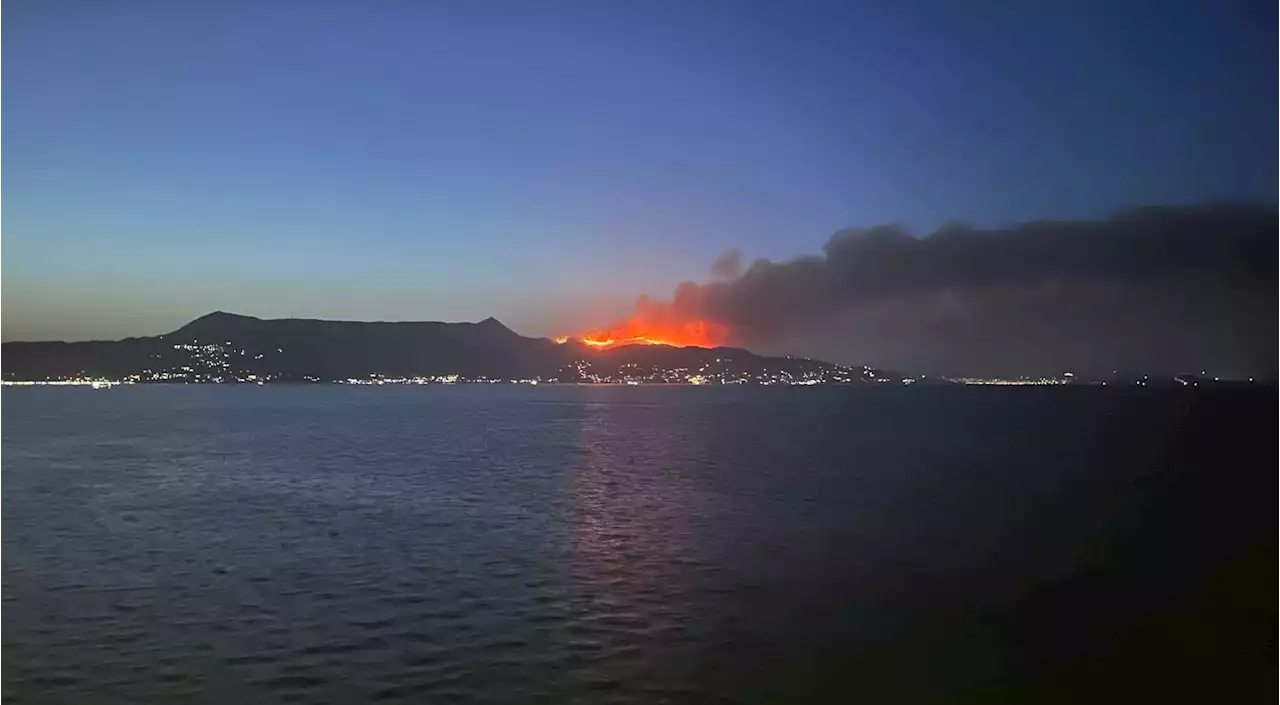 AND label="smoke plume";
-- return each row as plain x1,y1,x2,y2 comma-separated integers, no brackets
710,248,744,281
645,204,1277,375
